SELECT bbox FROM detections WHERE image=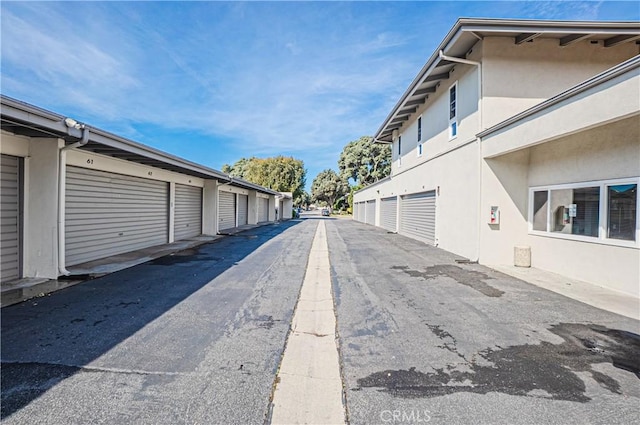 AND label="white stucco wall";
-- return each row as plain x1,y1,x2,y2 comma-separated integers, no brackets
391,61,480,175
202,180,219,235
26,138,63,279
482,36,639,129
0,134,62,279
